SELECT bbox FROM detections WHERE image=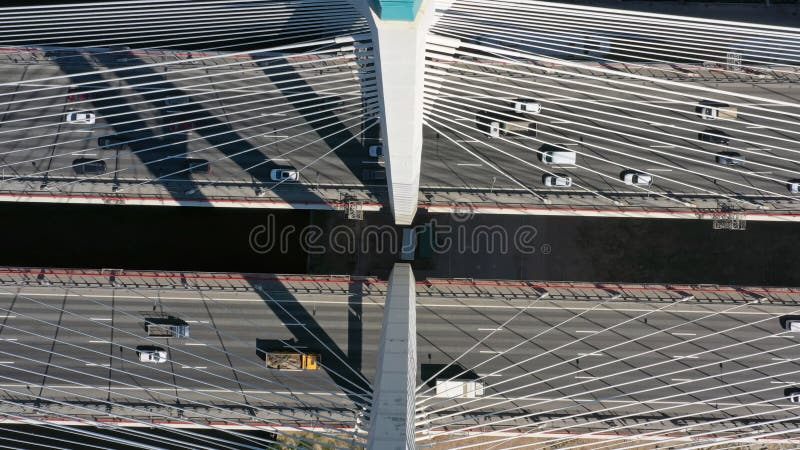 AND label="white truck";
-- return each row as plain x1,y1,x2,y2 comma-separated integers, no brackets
435,379,485,399
476,110,537,138
696,101,737,120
